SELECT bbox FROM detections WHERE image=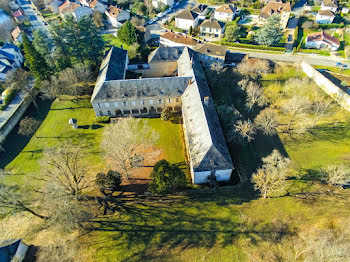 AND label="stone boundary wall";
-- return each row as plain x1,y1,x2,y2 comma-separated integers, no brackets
0,94,32,141
301,61,350,112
